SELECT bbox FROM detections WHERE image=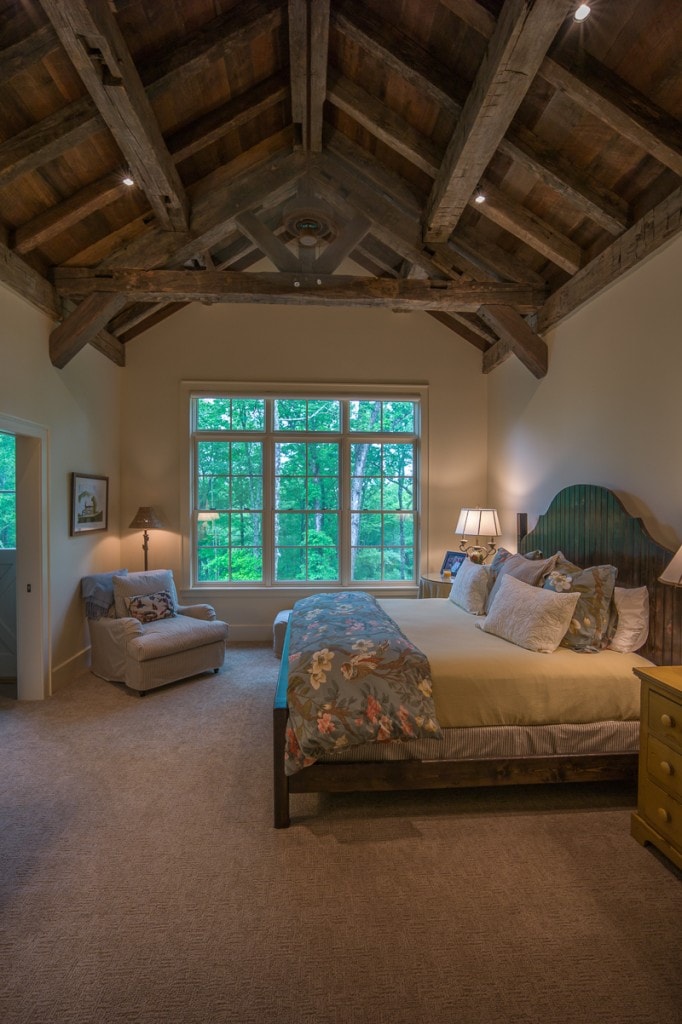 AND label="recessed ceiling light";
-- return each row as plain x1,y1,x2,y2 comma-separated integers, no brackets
573,4,591,21
474,190,486,204
122,174,135,187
